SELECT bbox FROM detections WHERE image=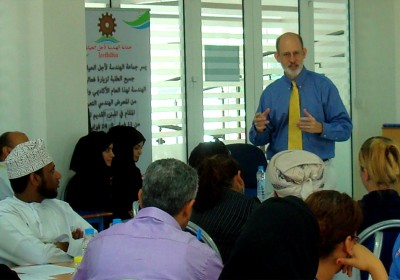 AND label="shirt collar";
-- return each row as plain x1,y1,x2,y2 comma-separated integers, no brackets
135,206,182,230
283,66,308,87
